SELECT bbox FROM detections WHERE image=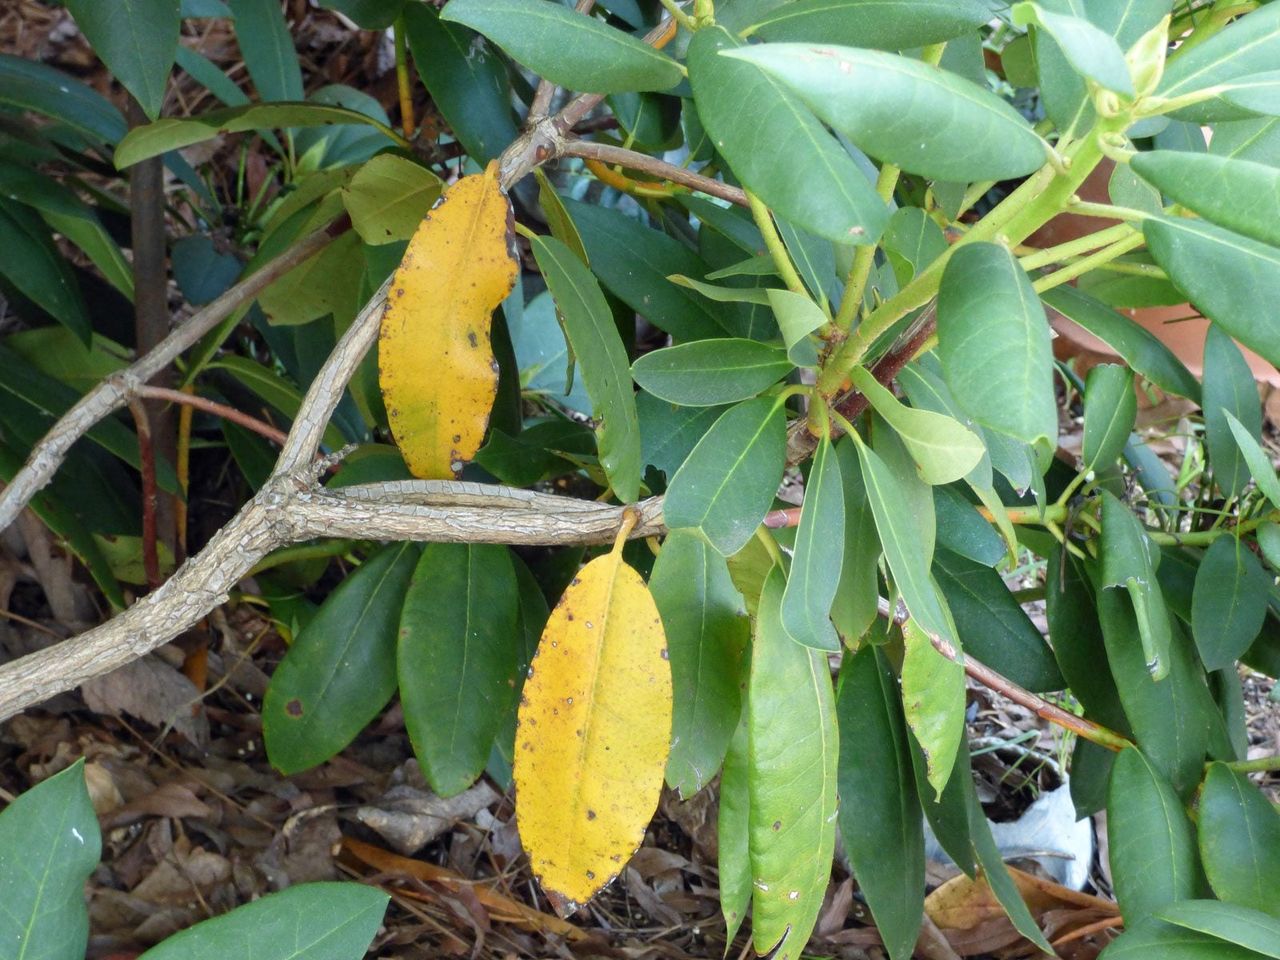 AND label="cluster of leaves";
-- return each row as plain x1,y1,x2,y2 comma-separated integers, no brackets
6,0,1280,959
